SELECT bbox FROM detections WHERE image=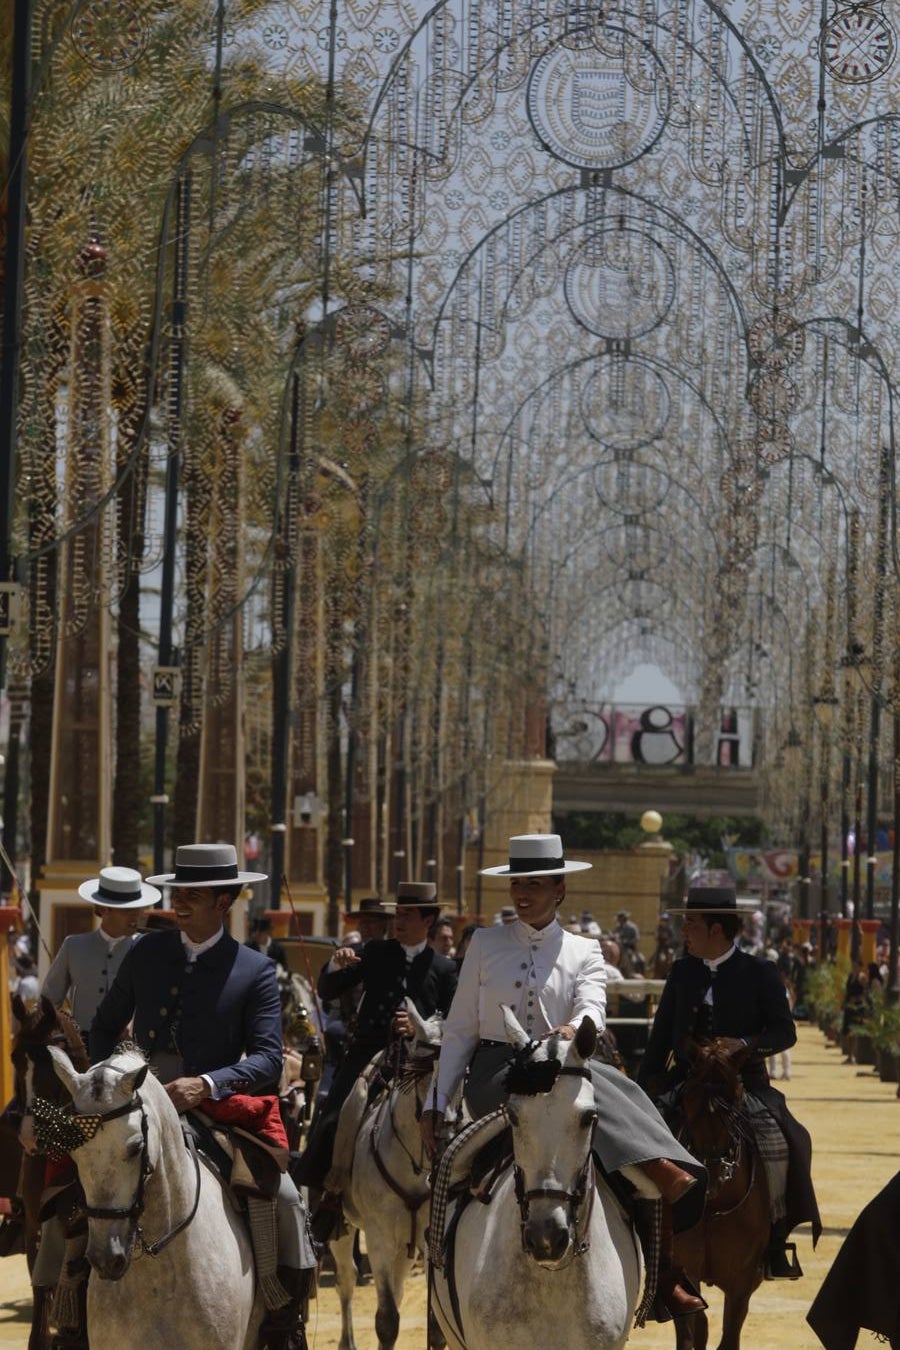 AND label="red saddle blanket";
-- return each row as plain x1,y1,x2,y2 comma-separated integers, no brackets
199,1094,289,1152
